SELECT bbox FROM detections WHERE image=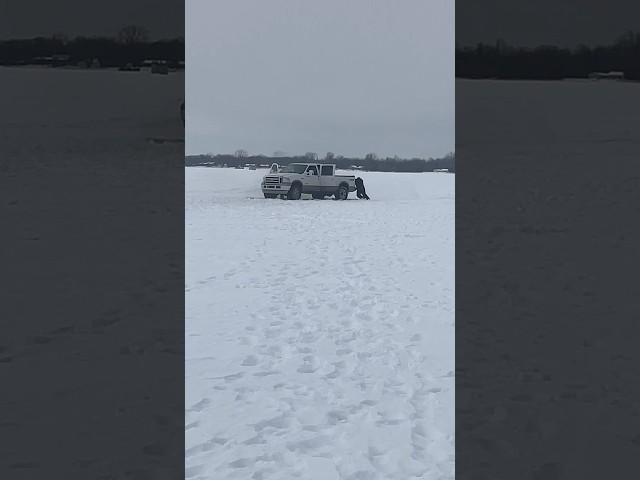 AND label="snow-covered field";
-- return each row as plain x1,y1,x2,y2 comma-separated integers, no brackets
456,79,640,479
2,66,184,478
186,168,454,479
